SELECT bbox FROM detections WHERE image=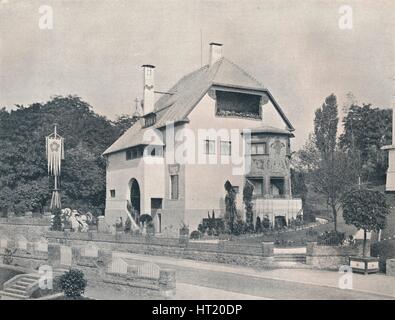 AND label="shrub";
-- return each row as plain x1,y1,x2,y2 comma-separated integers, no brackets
146,221,155,235
190,230,201,240
58,269,87,298
255,216,262,233
317,230,345,246
124,216,131,232
3,248,16,265
51,208,63,231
